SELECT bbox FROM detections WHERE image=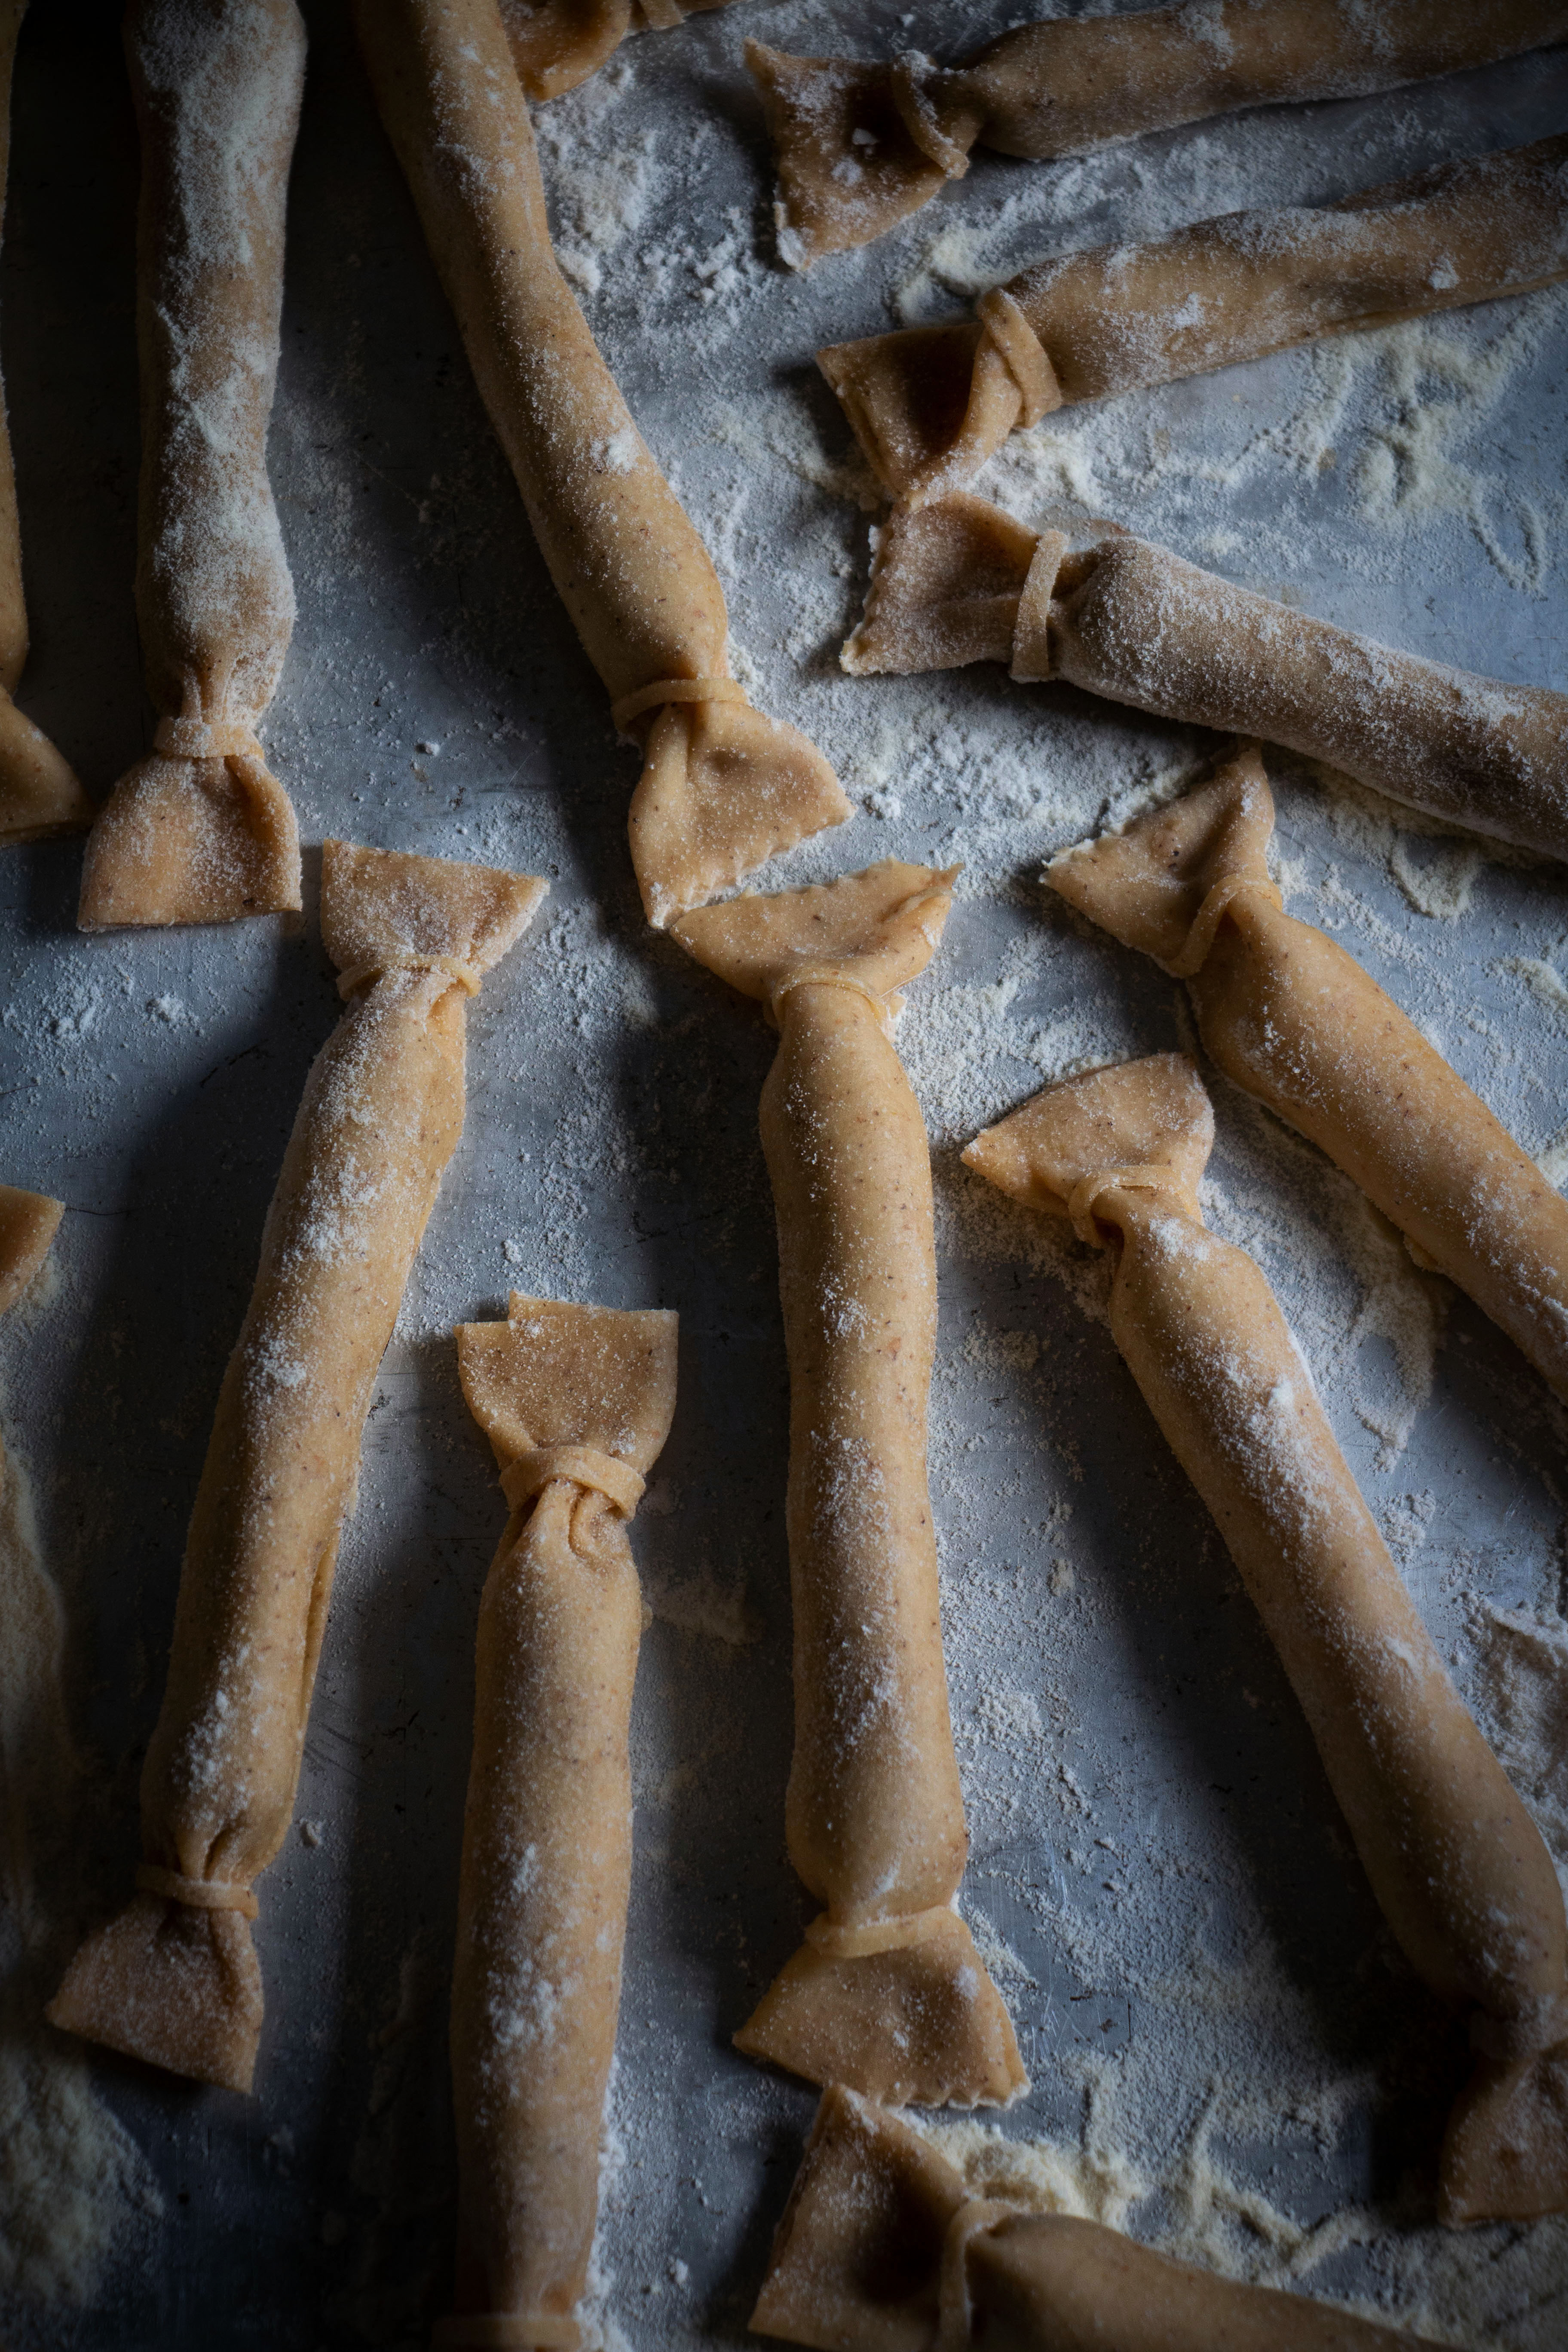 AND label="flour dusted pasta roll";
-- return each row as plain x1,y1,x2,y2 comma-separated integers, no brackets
1051,741,1568,1410
0,2,90,847
672,863,1024,2108
817,135,1568,506
355,0,848,930
499,0,738,104
436,1295,677,2352
753,2085,1448,2348
752,4,1568,267
845,497,1568,864
965,1053,1568,2226
78,0,306,930
49,842,545,2093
